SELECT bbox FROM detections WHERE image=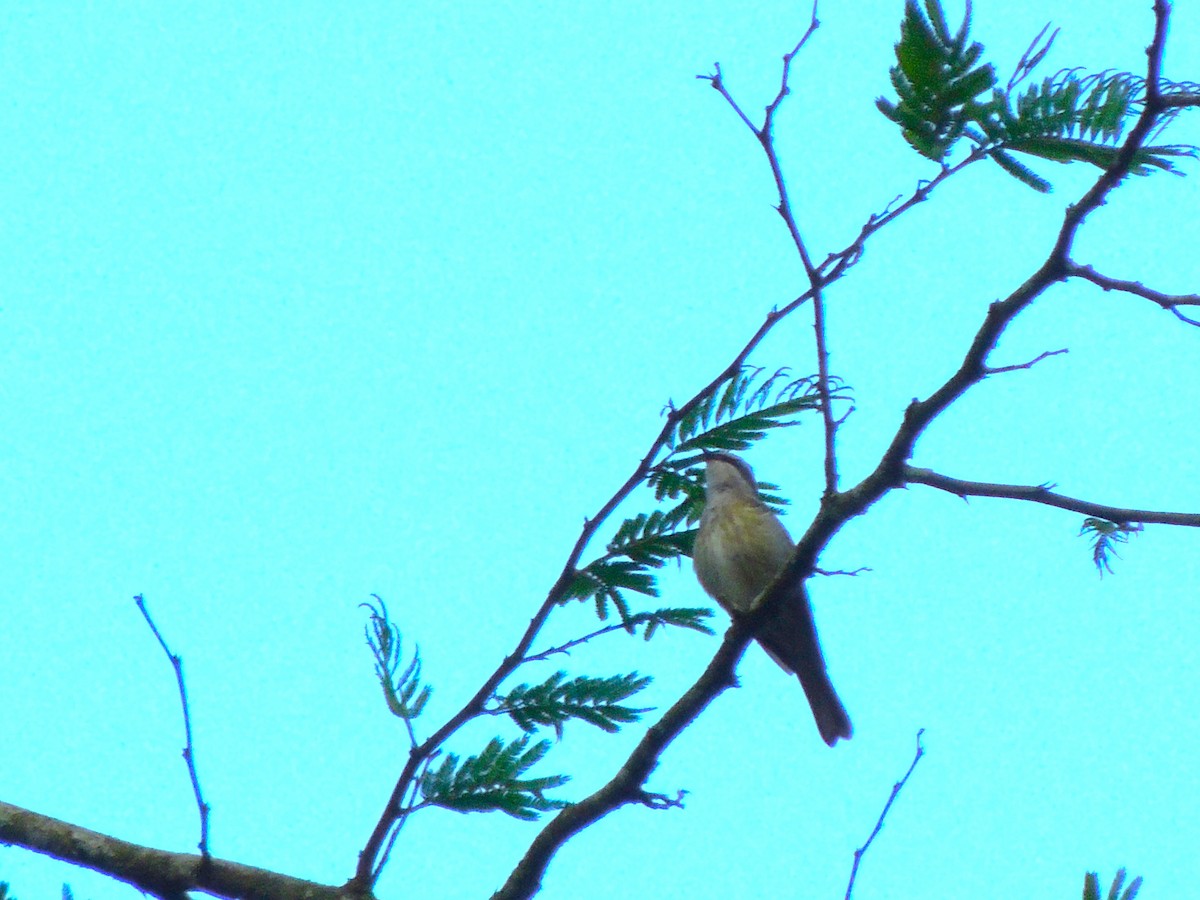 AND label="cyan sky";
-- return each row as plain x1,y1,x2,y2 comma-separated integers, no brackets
2,2,1197,898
